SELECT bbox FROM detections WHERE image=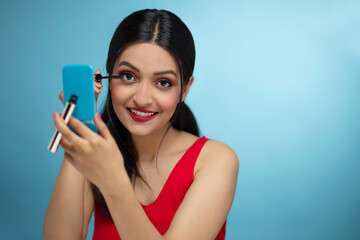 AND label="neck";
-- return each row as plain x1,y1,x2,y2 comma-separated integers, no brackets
131,124,178,165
